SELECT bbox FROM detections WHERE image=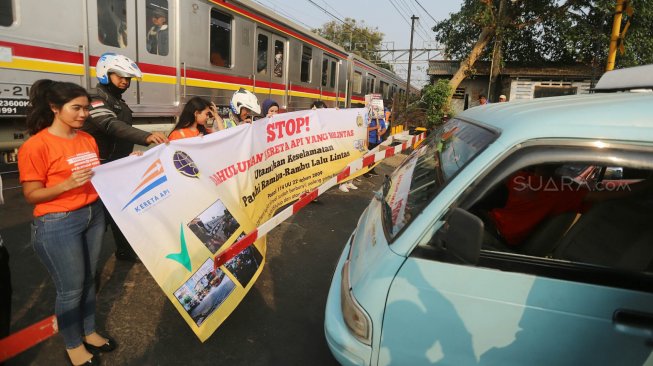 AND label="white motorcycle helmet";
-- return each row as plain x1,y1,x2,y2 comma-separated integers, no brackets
230,88,261,115
96,52,143,85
